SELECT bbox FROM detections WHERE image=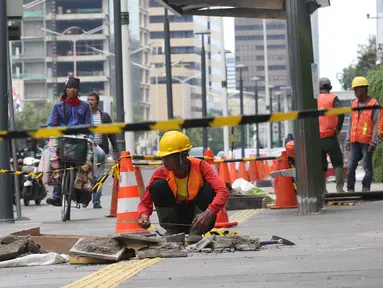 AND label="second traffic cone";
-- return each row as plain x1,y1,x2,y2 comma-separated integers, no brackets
214,205,238,228
115,151,148,234
218,158,231,184
238,162,249,181
135,166,145,199
248,154,257,183
272,151,298,209
229,162,237,184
